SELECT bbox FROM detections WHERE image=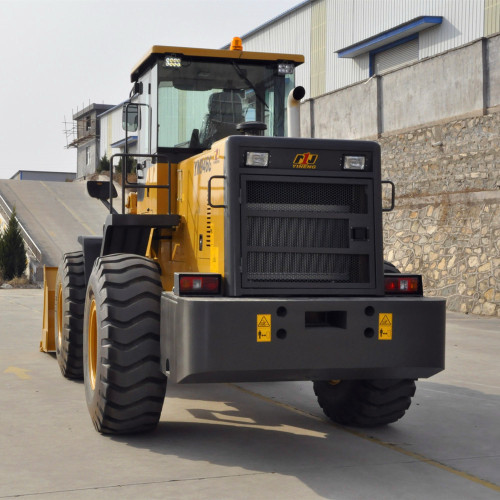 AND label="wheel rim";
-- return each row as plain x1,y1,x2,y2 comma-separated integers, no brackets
88,298,97,391
57,283,63,350
328,380,341,386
